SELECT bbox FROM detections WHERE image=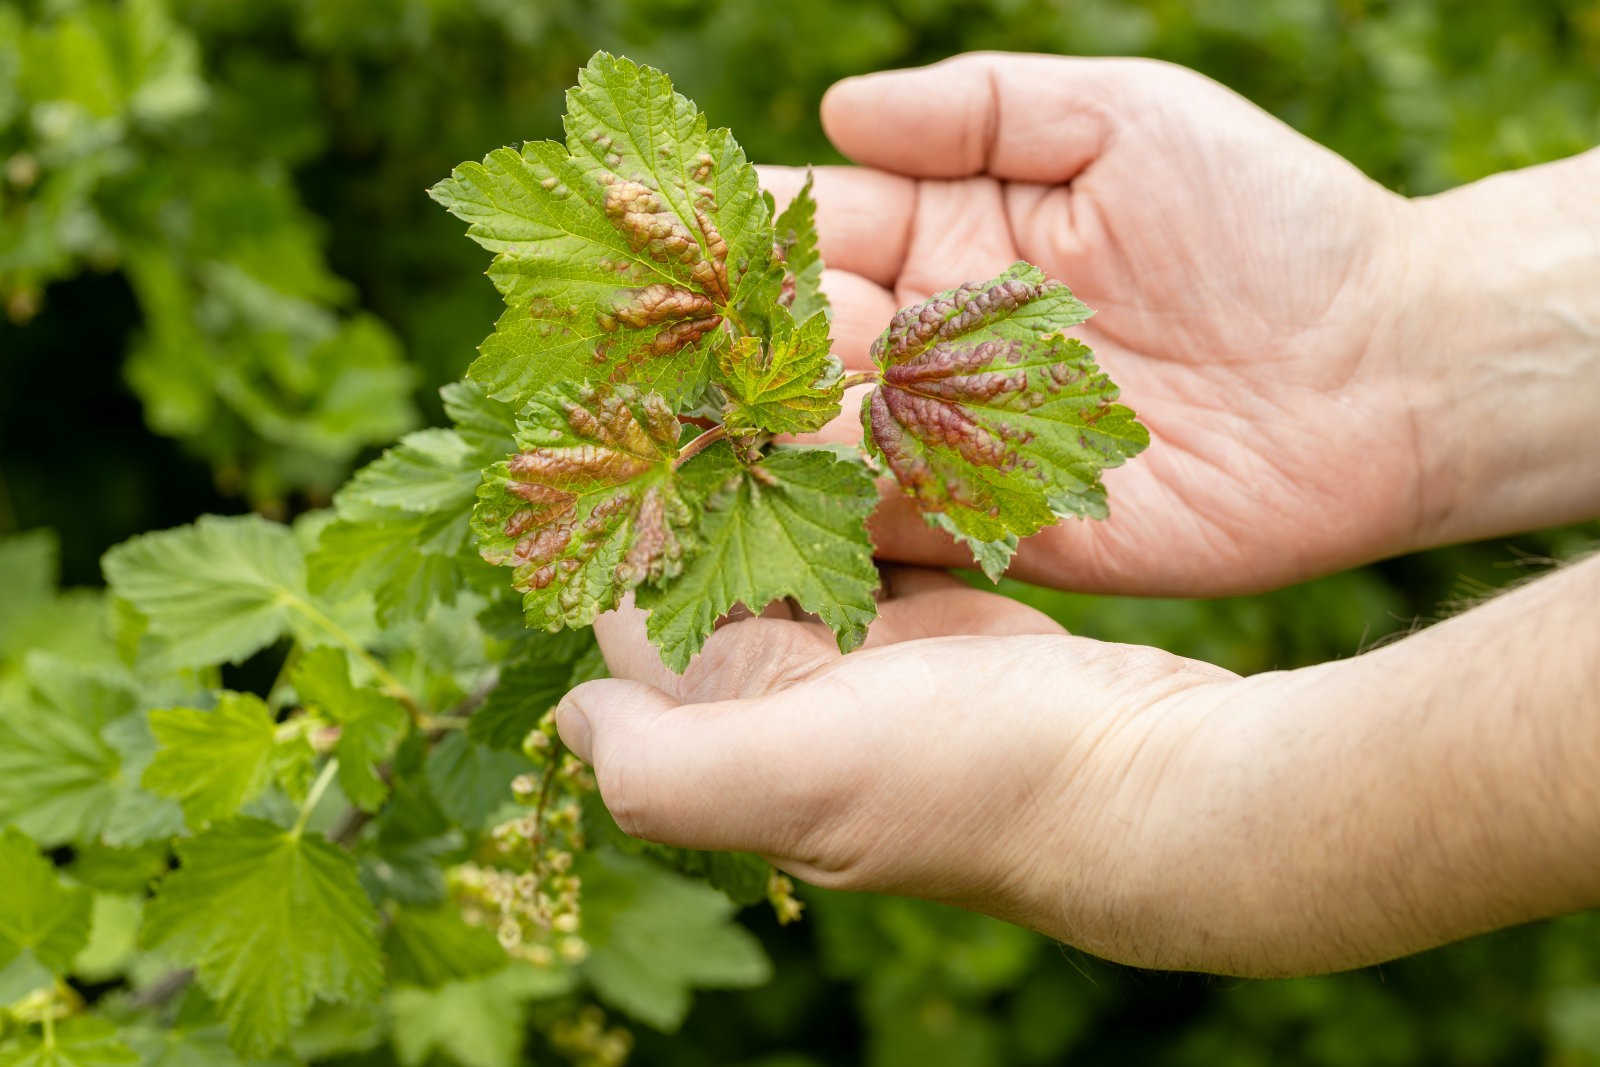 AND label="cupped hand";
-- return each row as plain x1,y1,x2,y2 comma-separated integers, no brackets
763,52,1430,596
557,569,1270,972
